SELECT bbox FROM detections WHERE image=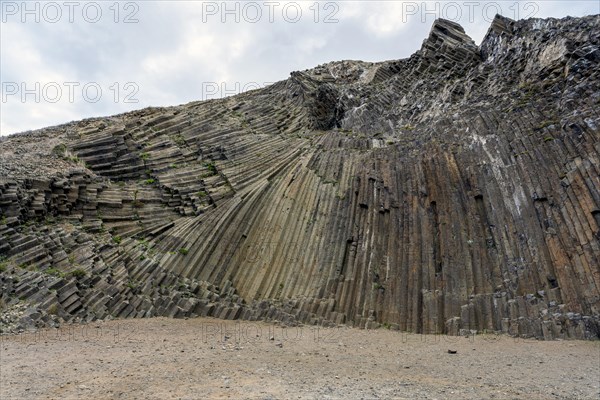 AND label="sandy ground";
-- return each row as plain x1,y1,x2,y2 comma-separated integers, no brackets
0,317,599,400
